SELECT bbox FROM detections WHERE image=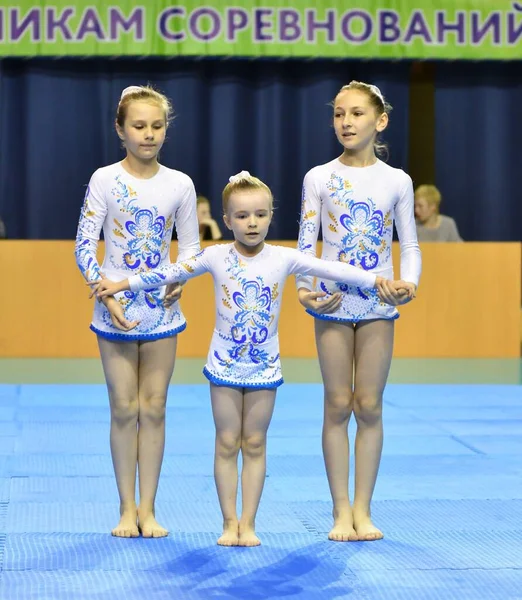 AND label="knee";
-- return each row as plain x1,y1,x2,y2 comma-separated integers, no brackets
216,431,241,459
353,393,382,426
139,394,167,426
324,390,354,426
241,433,266,459
110,393,139,426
